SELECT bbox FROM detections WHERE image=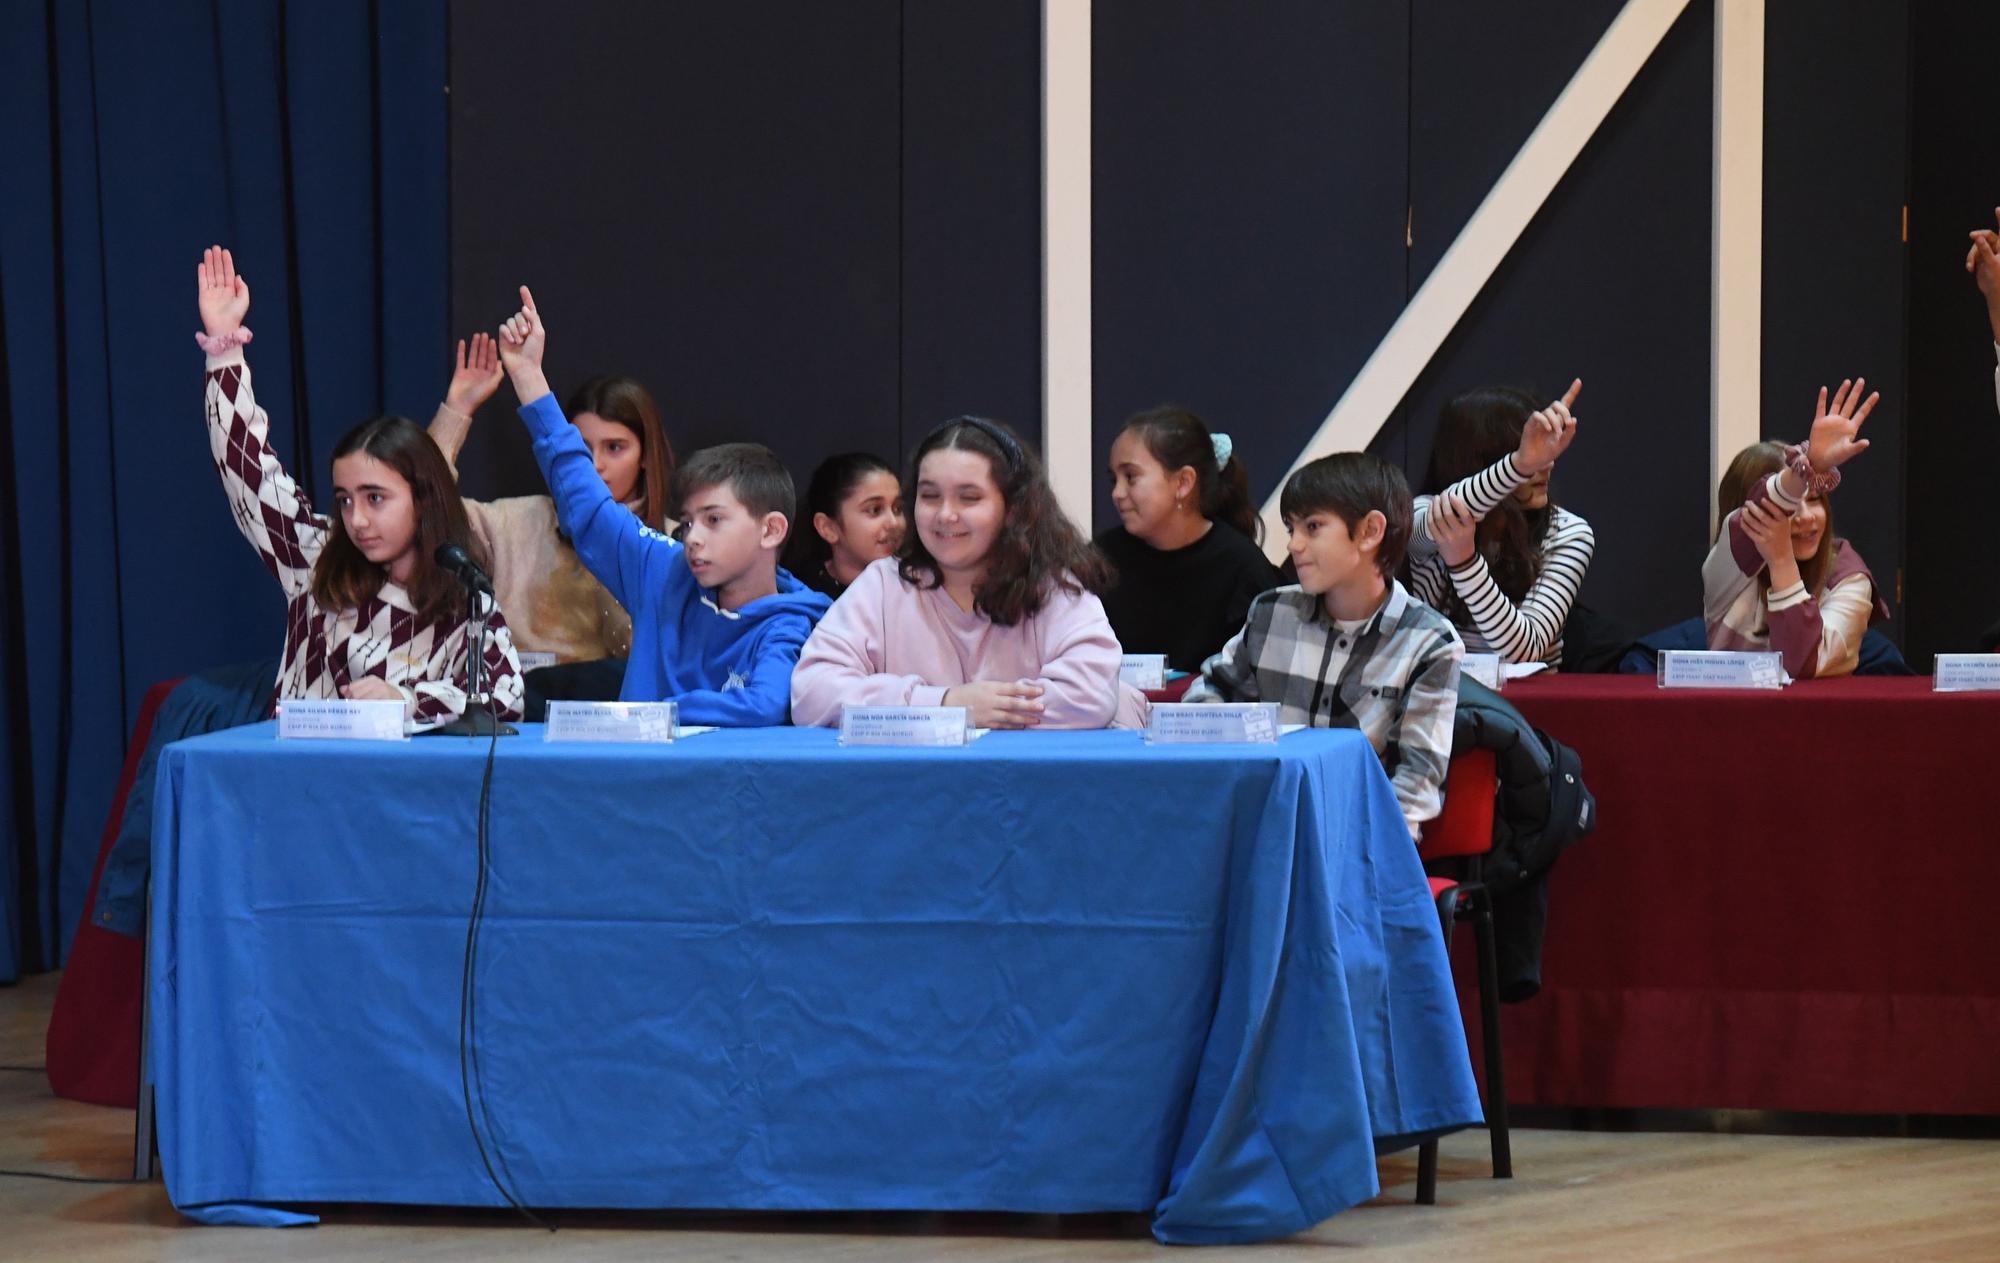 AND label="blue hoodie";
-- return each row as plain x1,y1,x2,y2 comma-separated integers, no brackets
519,393,831,726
